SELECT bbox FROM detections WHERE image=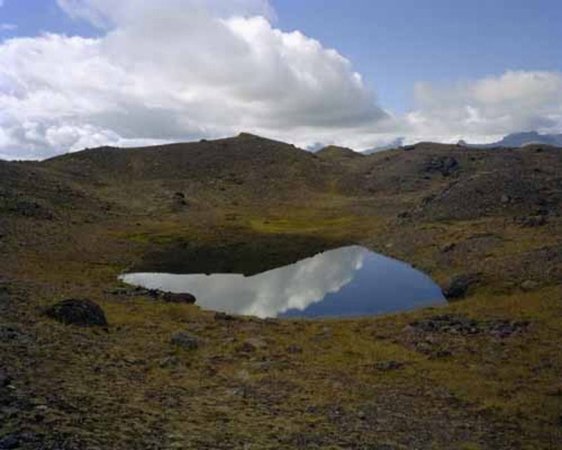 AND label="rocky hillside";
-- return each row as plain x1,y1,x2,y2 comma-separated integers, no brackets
344,143,562,220
1,134,562,449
